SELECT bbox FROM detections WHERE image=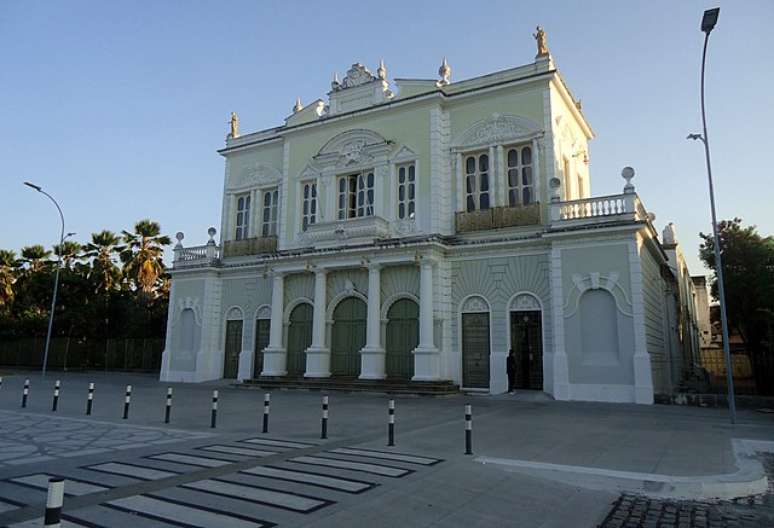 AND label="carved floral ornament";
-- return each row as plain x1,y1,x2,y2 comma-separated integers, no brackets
461,295,490,313
332,63,378,91
510,293,541,312
172,297,202,327
452,113,542,150
230,162,282,190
